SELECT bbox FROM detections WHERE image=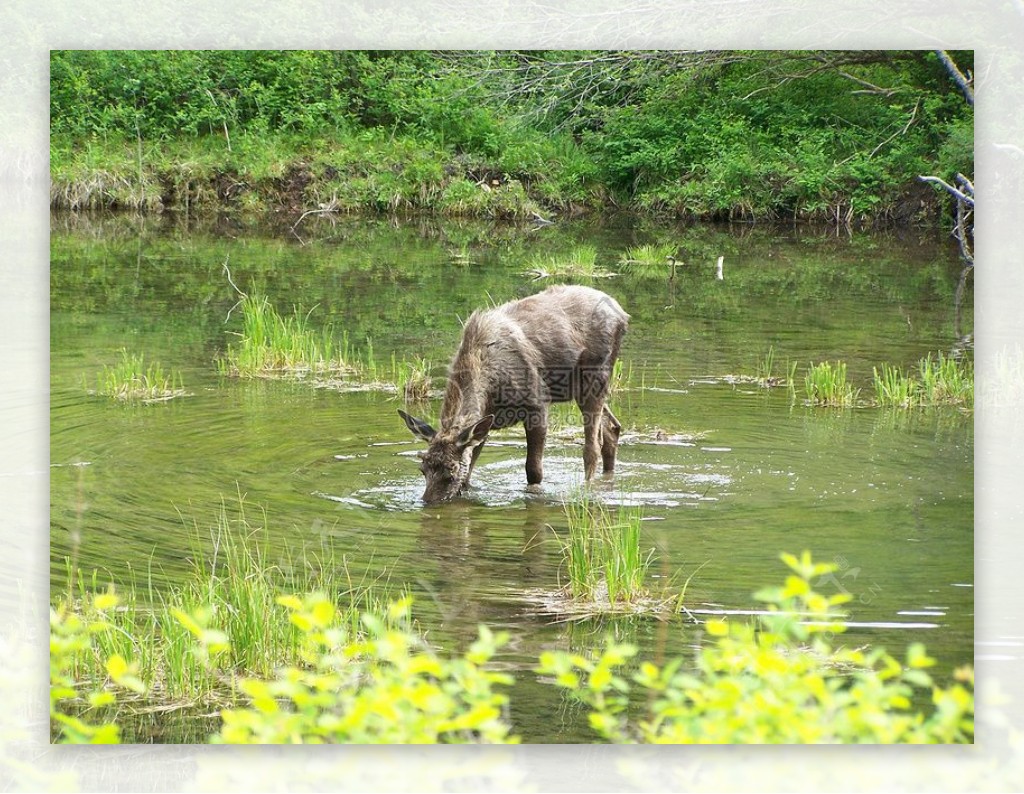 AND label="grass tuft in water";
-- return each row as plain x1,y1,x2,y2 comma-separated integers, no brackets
220,293,434,398
552,493,669,615
524,244,616,281
94,349,187,403
872,352,973,408
618,243,678,278
872,362,919,408
918,352,973,407
804,360,859,406
220,294,343,378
